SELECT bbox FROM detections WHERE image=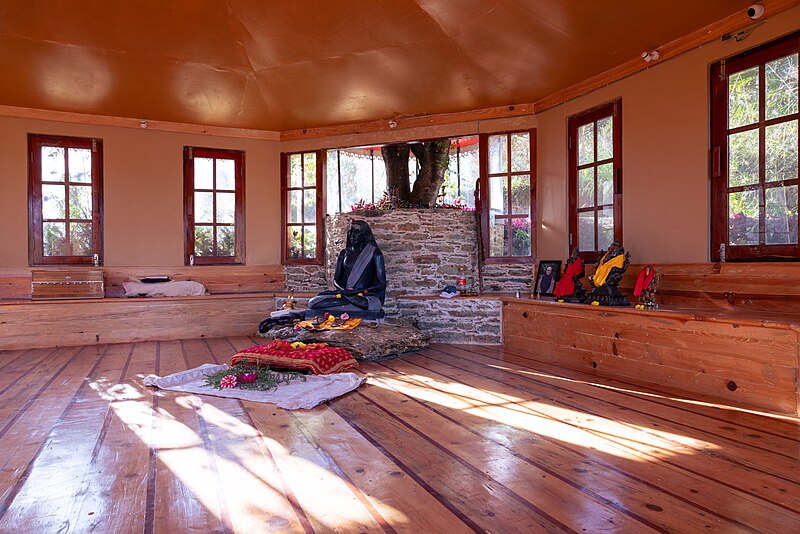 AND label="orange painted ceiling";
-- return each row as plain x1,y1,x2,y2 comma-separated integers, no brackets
0,0,757,132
